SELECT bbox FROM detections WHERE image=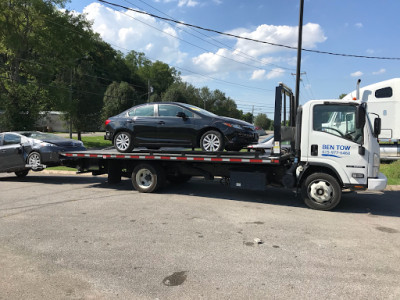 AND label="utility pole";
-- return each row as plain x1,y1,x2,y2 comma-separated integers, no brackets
295,0,305,108
69,68,73,139
251,105,255,124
